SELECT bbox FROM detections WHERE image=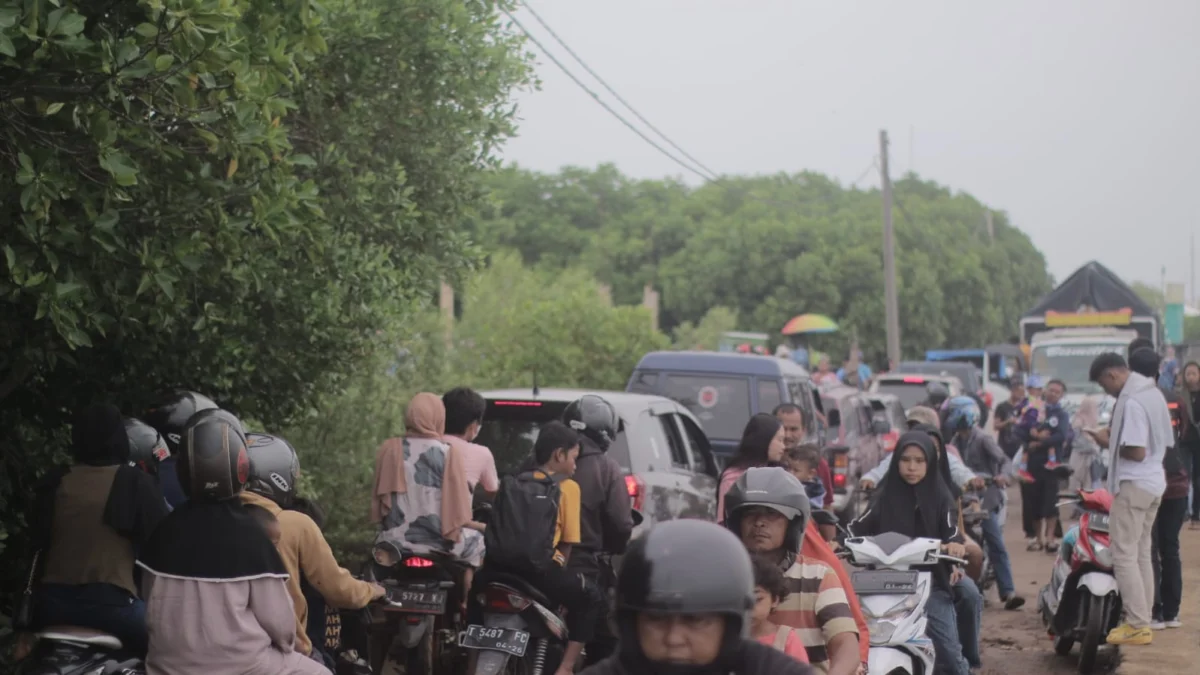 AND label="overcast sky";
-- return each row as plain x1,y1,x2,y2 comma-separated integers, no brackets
499,0,1199,299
